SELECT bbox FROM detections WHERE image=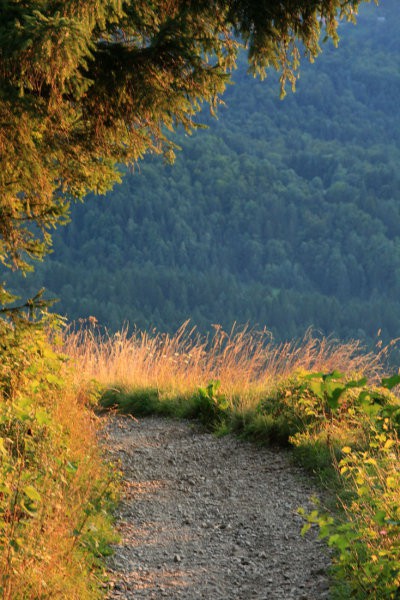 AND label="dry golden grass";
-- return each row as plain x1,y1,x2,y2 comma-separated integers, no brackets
0,368,116,599
62,320,385,403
